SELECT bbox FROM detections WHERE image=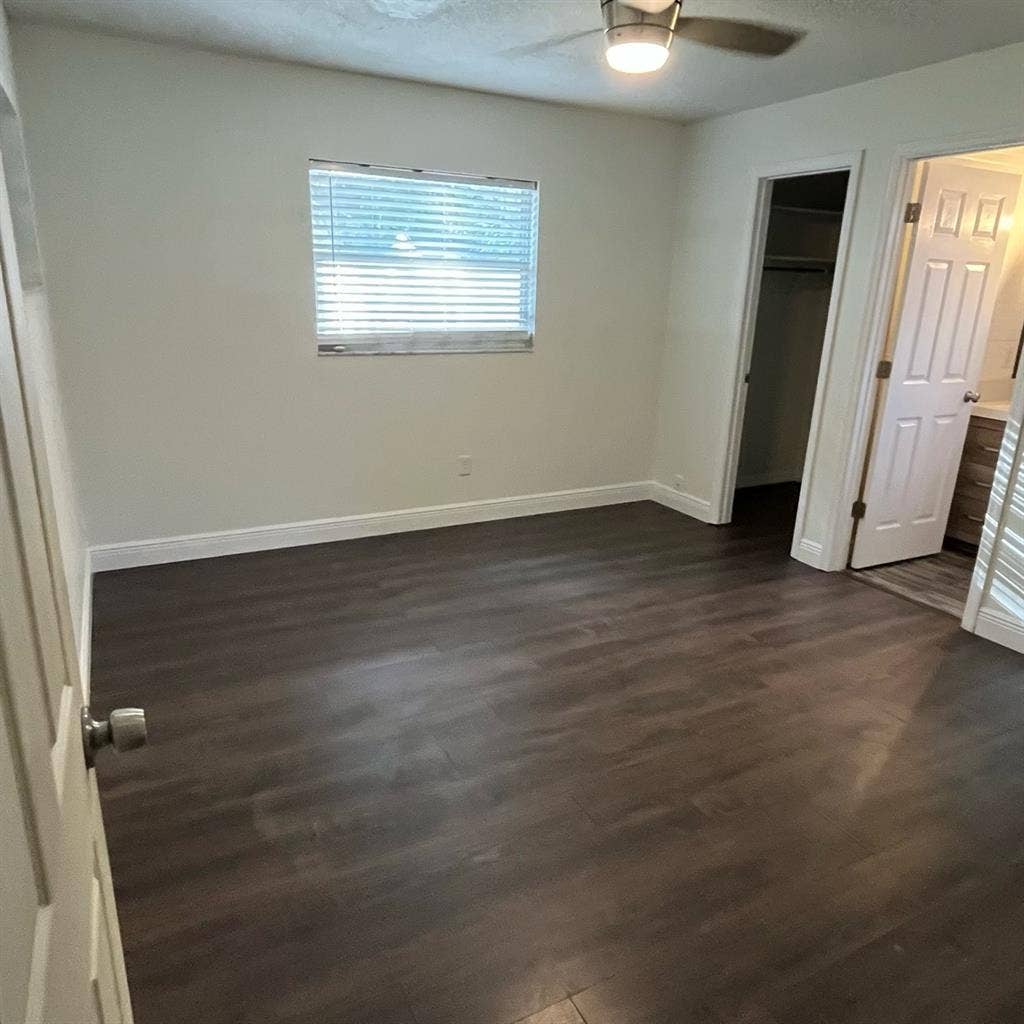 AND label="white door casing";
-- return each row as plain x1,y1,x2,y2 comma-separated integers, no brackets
0,127,133,1020
851,159,1022,569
